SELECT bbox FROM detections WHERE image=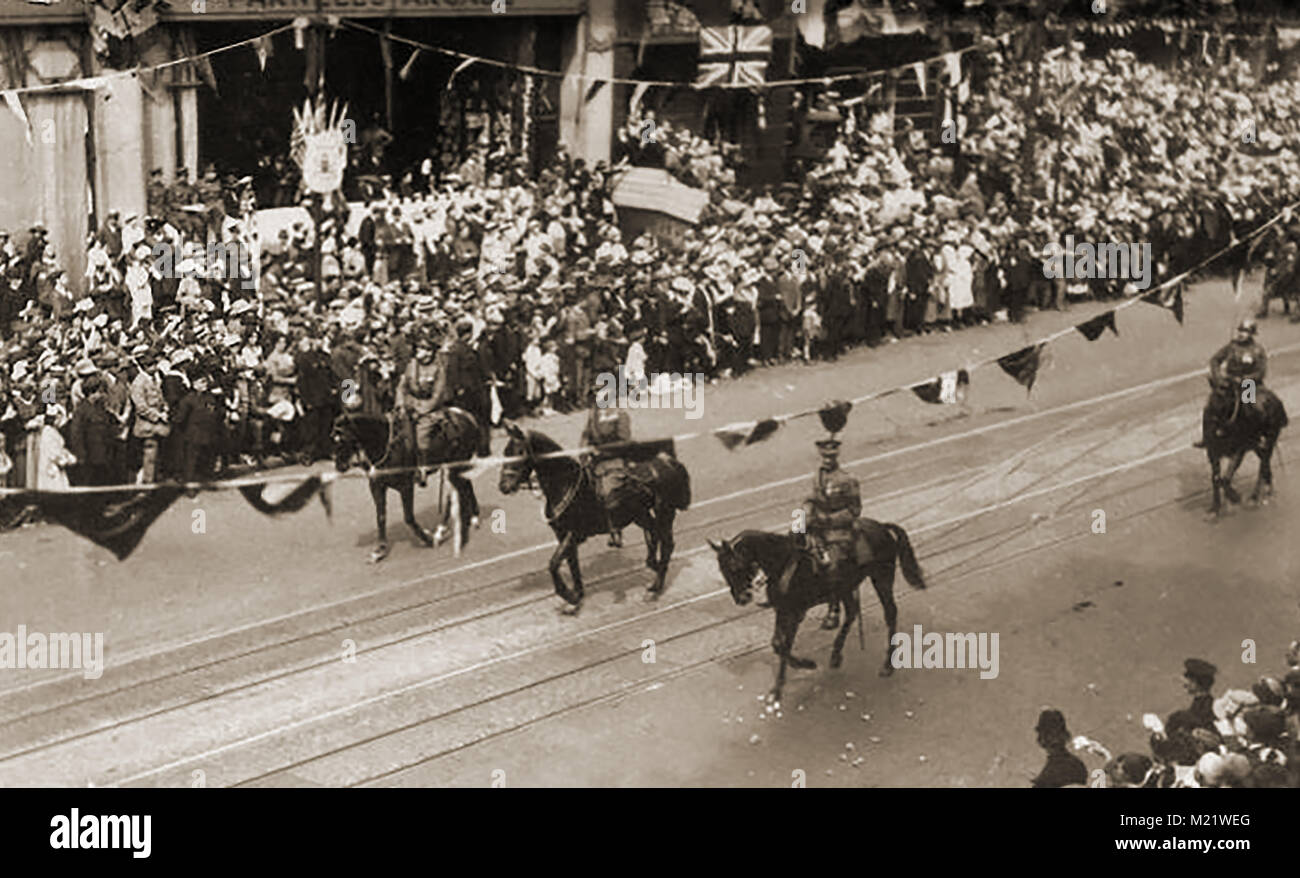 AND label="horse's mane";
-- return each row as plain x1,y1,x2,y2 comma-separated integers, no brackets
523,429,563,455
